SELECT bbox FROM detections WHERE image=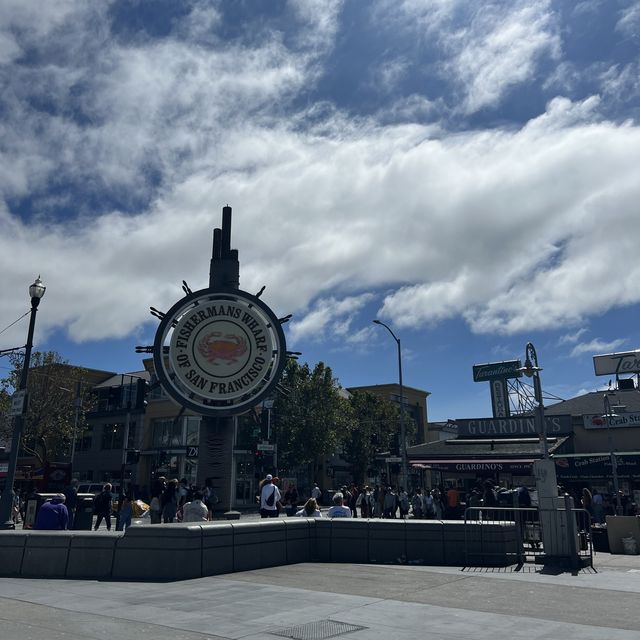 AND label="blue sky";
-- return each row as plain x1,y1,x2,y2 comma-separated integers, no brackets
1,0,640,421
